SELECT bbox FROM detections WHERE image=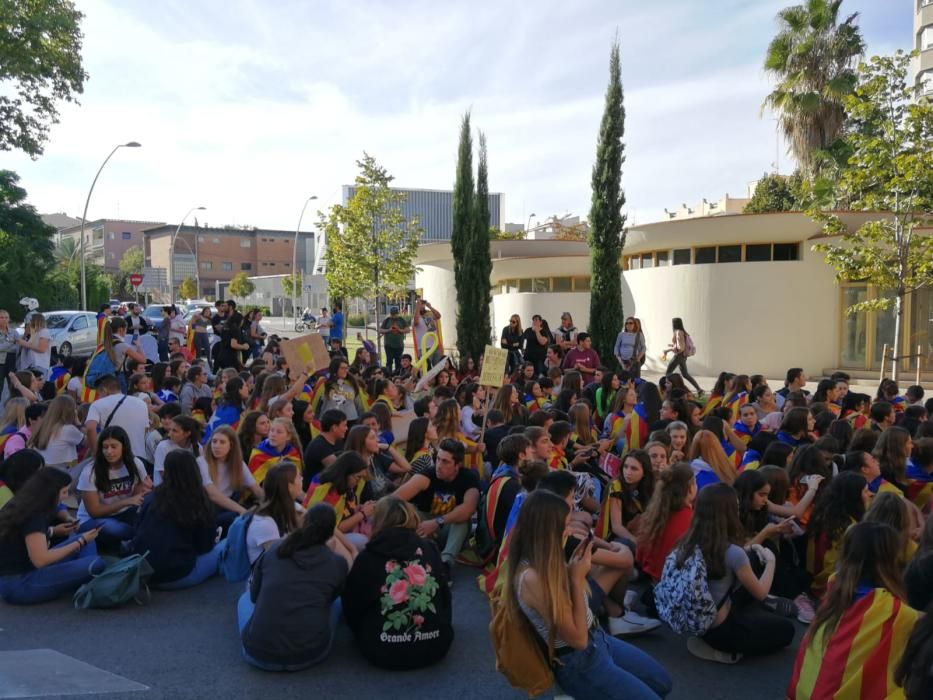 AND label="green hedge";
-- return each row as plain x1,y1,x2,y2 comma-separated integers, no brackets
347,313,411,327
